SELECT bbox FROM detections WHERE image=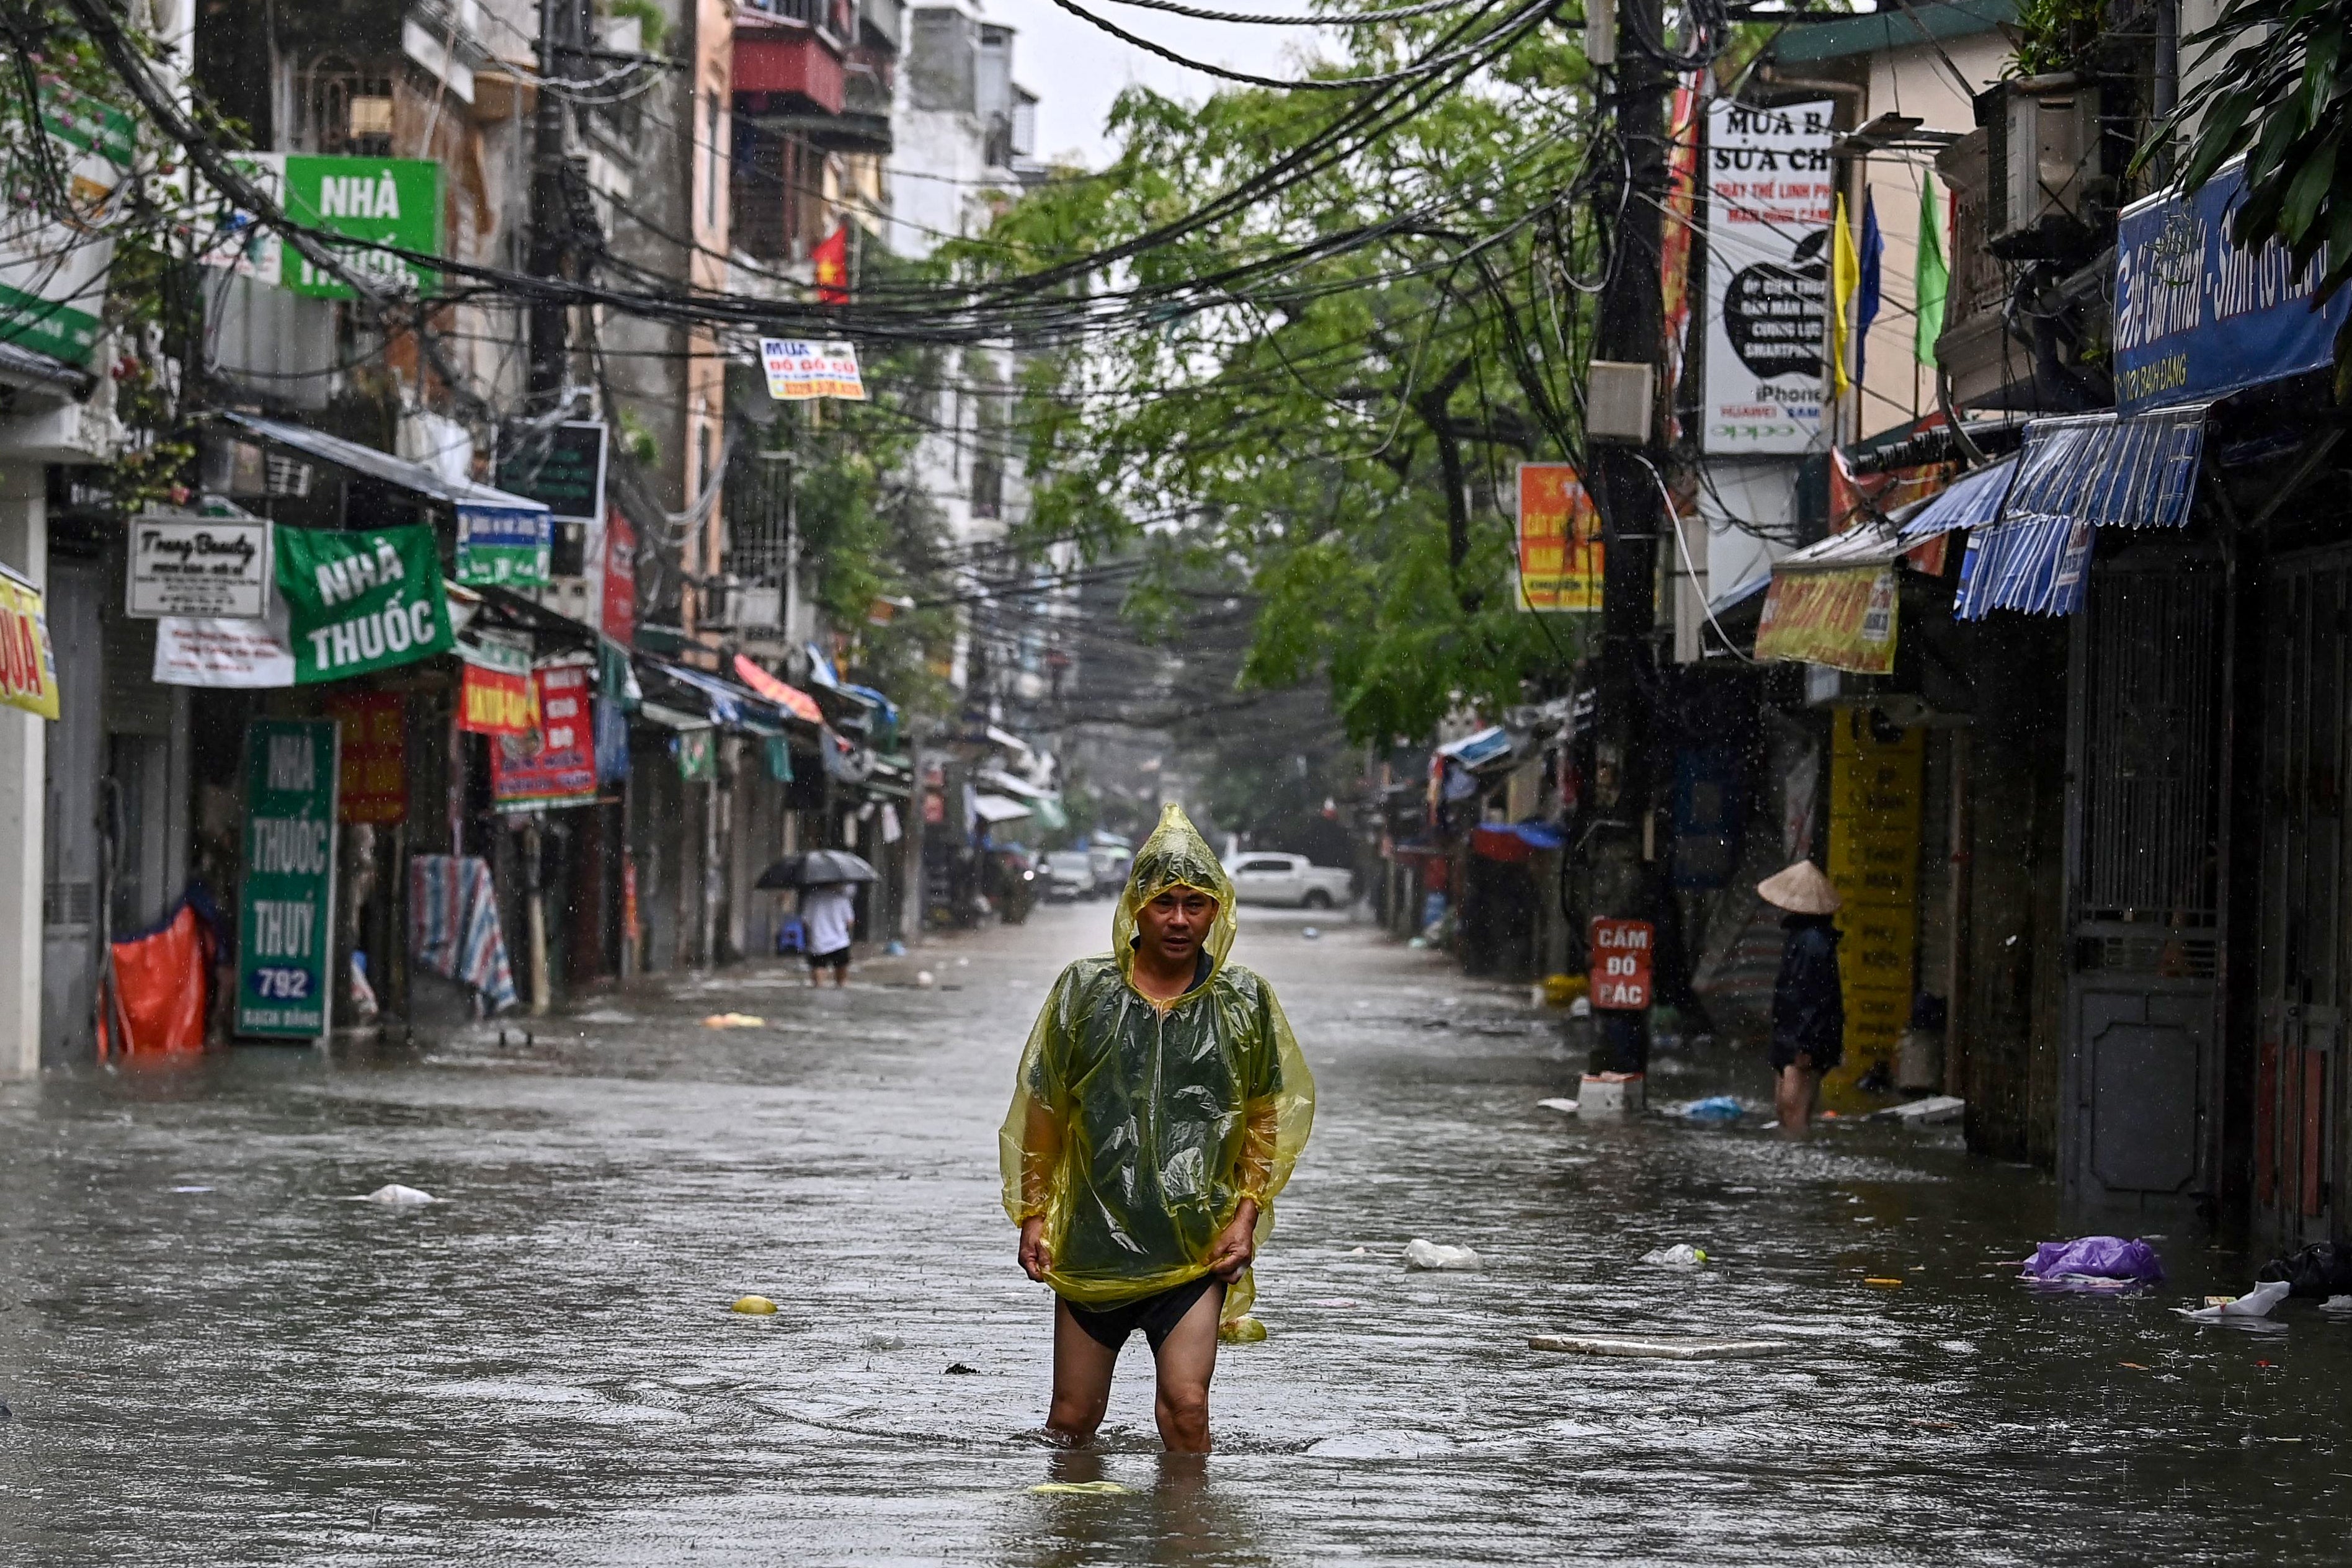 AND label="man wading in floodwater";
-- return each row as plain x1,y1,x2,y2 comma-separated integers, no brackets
1002,804,1314,1453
